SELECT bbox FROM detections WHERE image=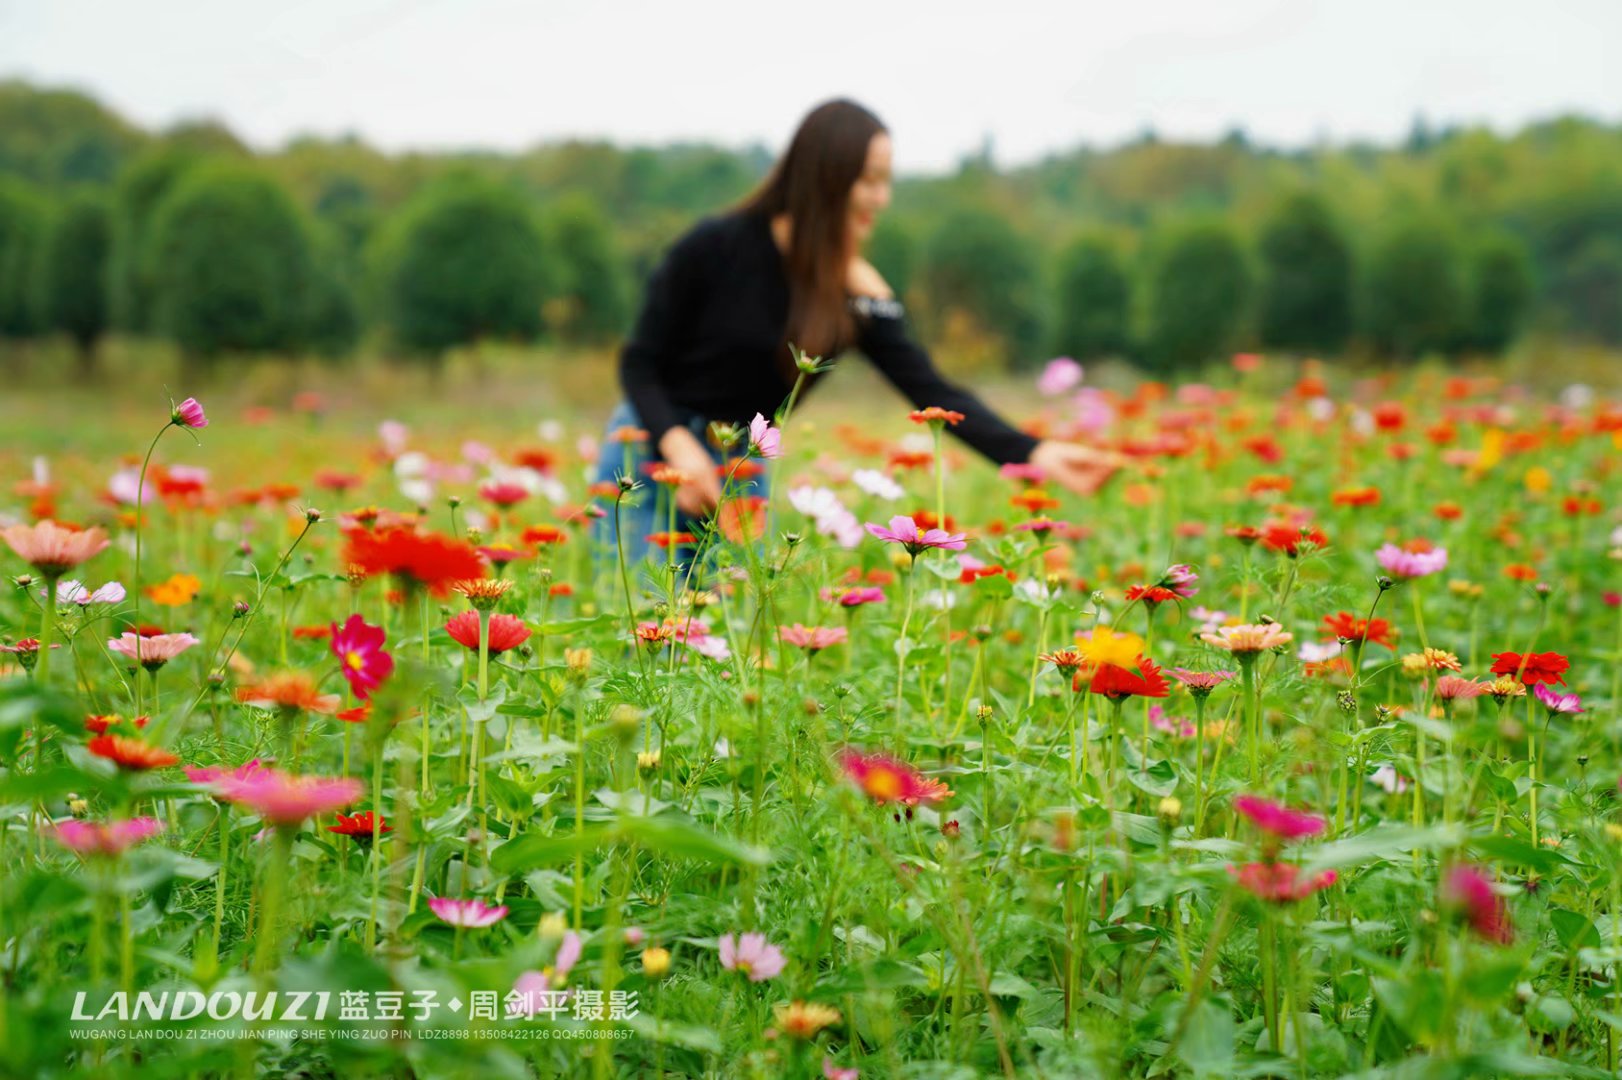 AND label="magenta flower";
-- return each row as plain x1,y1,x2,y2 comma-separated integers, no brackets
748,413,781,459
171,397,208,429
1160,564,1199,599
1232,795,1325,841
48,817,164,857
185,758,267,785
864,514,967,557
1441,865,1512,944
778,624,848,652
330,614,394,700
107,631,200,670
428,897,510,928
209,767,363,826
835,586,885,607
1533,683,1584,716
1375,543,1448,579
718,931,786,982
1228,861,1338,903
